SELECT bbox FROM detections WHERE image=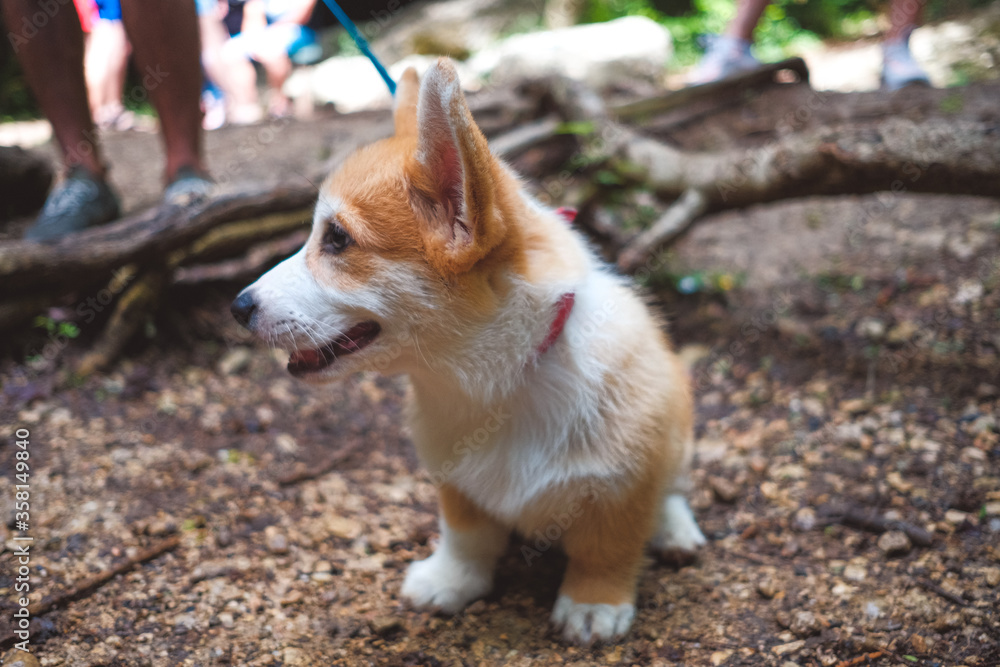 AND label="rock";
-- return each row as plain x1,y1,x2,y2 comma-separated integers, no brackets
855,317,886,340
275,433,299,454
758,576,782,599
886,320,919,344
985,502,1000,517
265,526,290,554
771,640,805,656
217,347,252,376
792,507,817,532
933,612,962,632
709,476,740,503
282,648,309,666
468,16,672,89
983,567,1000,587
838,399,871,416
877,530,912,557
710,649,734,665
843,563,867,581
945,509,971,525
2,653,41,667
370,615,404,636
790,610,821,637
217,612,235,628
326,516,363,540
910,634,929,653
